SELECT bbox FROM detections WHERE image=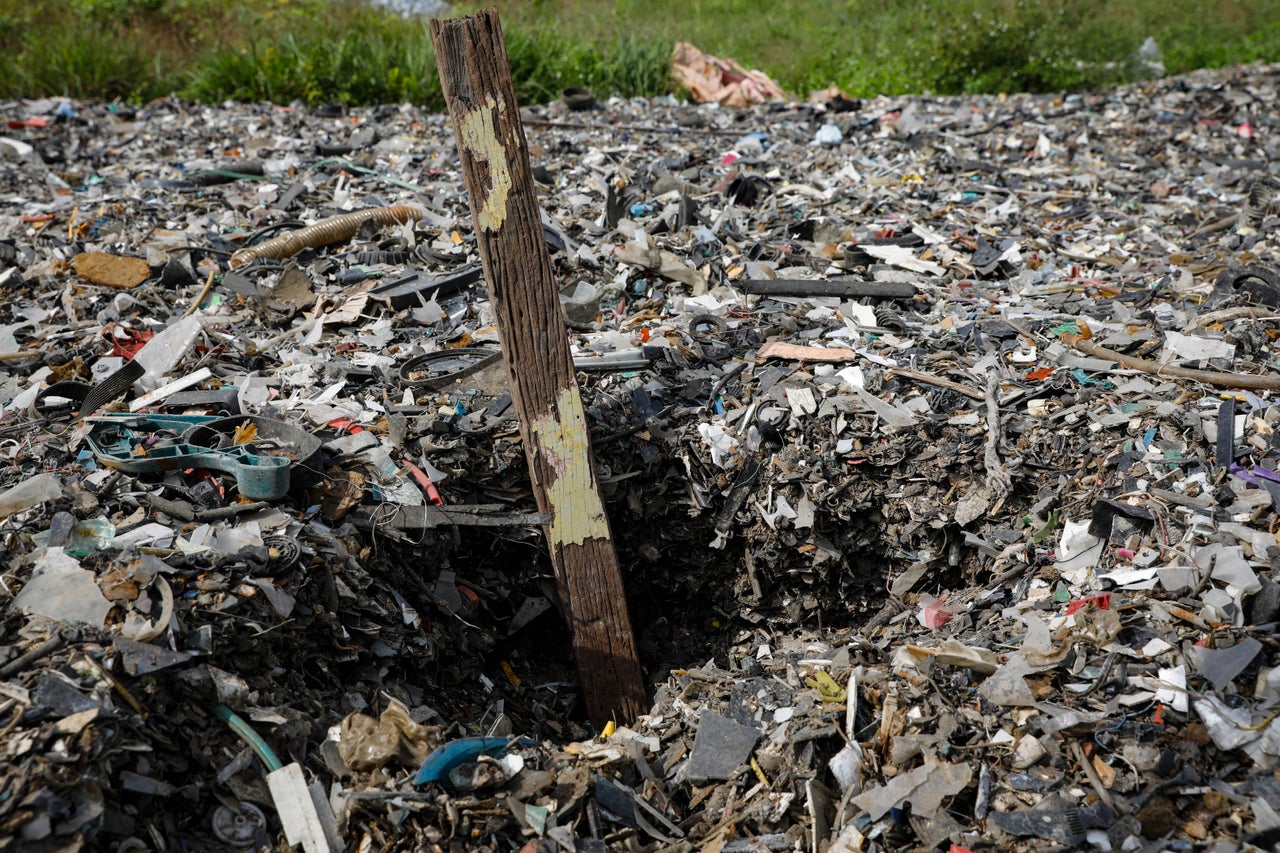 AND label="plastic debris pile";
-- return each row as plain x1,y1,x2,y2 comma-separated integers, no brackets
1,62,1279,852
